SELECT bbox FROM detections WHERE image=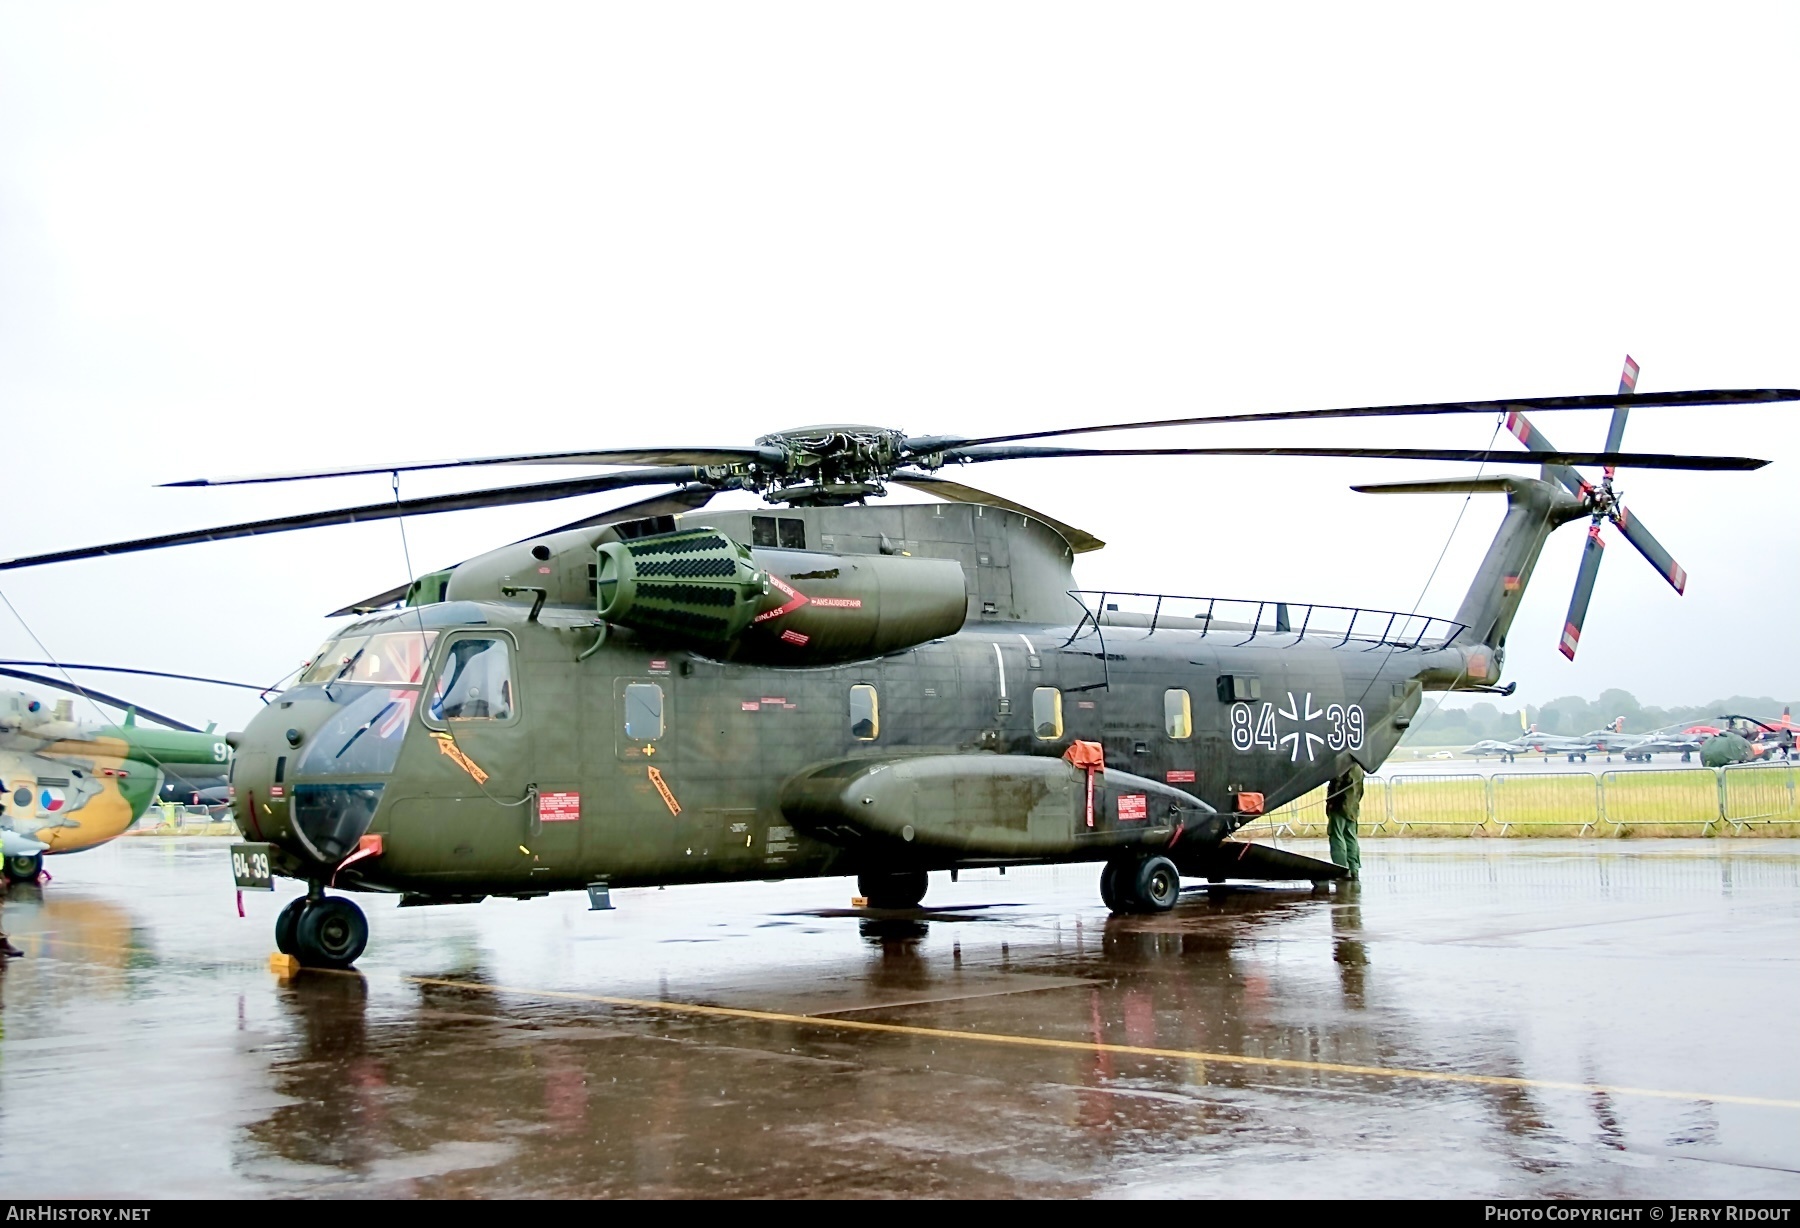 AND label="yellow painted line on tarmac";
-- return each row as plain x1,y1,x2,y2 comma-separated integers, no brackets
406,976,1800,1111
